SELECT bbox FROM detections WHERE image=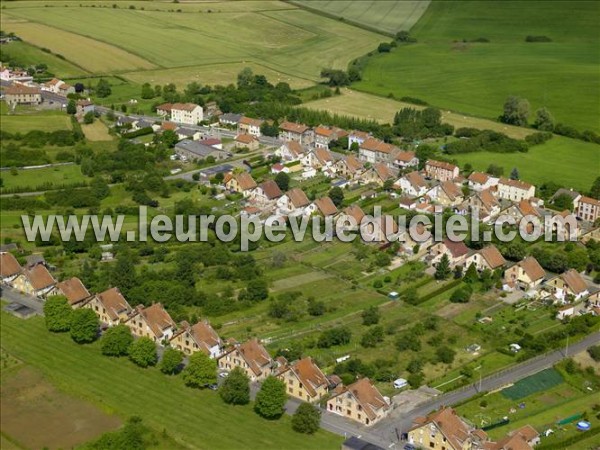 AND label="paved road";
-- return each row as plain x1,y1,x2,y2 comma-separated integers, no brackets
1,286,45,314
